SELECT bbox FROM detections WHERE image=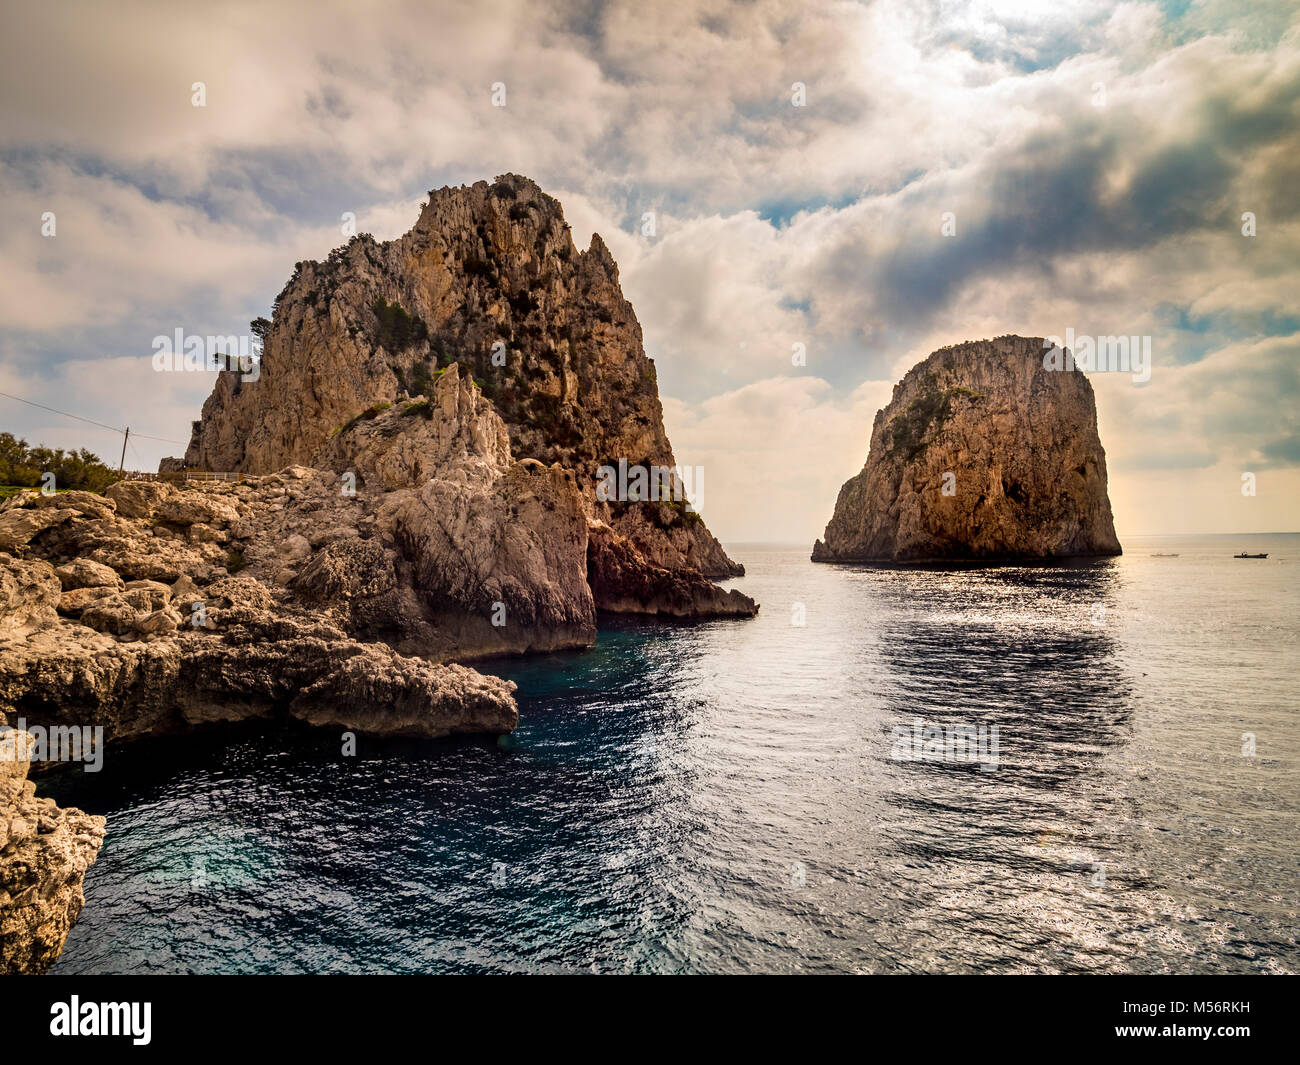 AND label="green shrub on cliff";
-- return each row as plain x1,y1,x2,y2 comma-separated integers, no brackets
410,359,435,397
371,298,428,351
888,388,950,460
886,383,985,461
